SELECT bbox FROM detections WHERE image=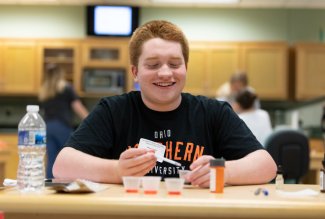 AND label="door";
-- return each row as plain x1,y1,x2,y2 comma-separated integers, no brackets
2,40,39,95
295,43,325,100
240,42,288,100
184,43,209,95
207,43,240,98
